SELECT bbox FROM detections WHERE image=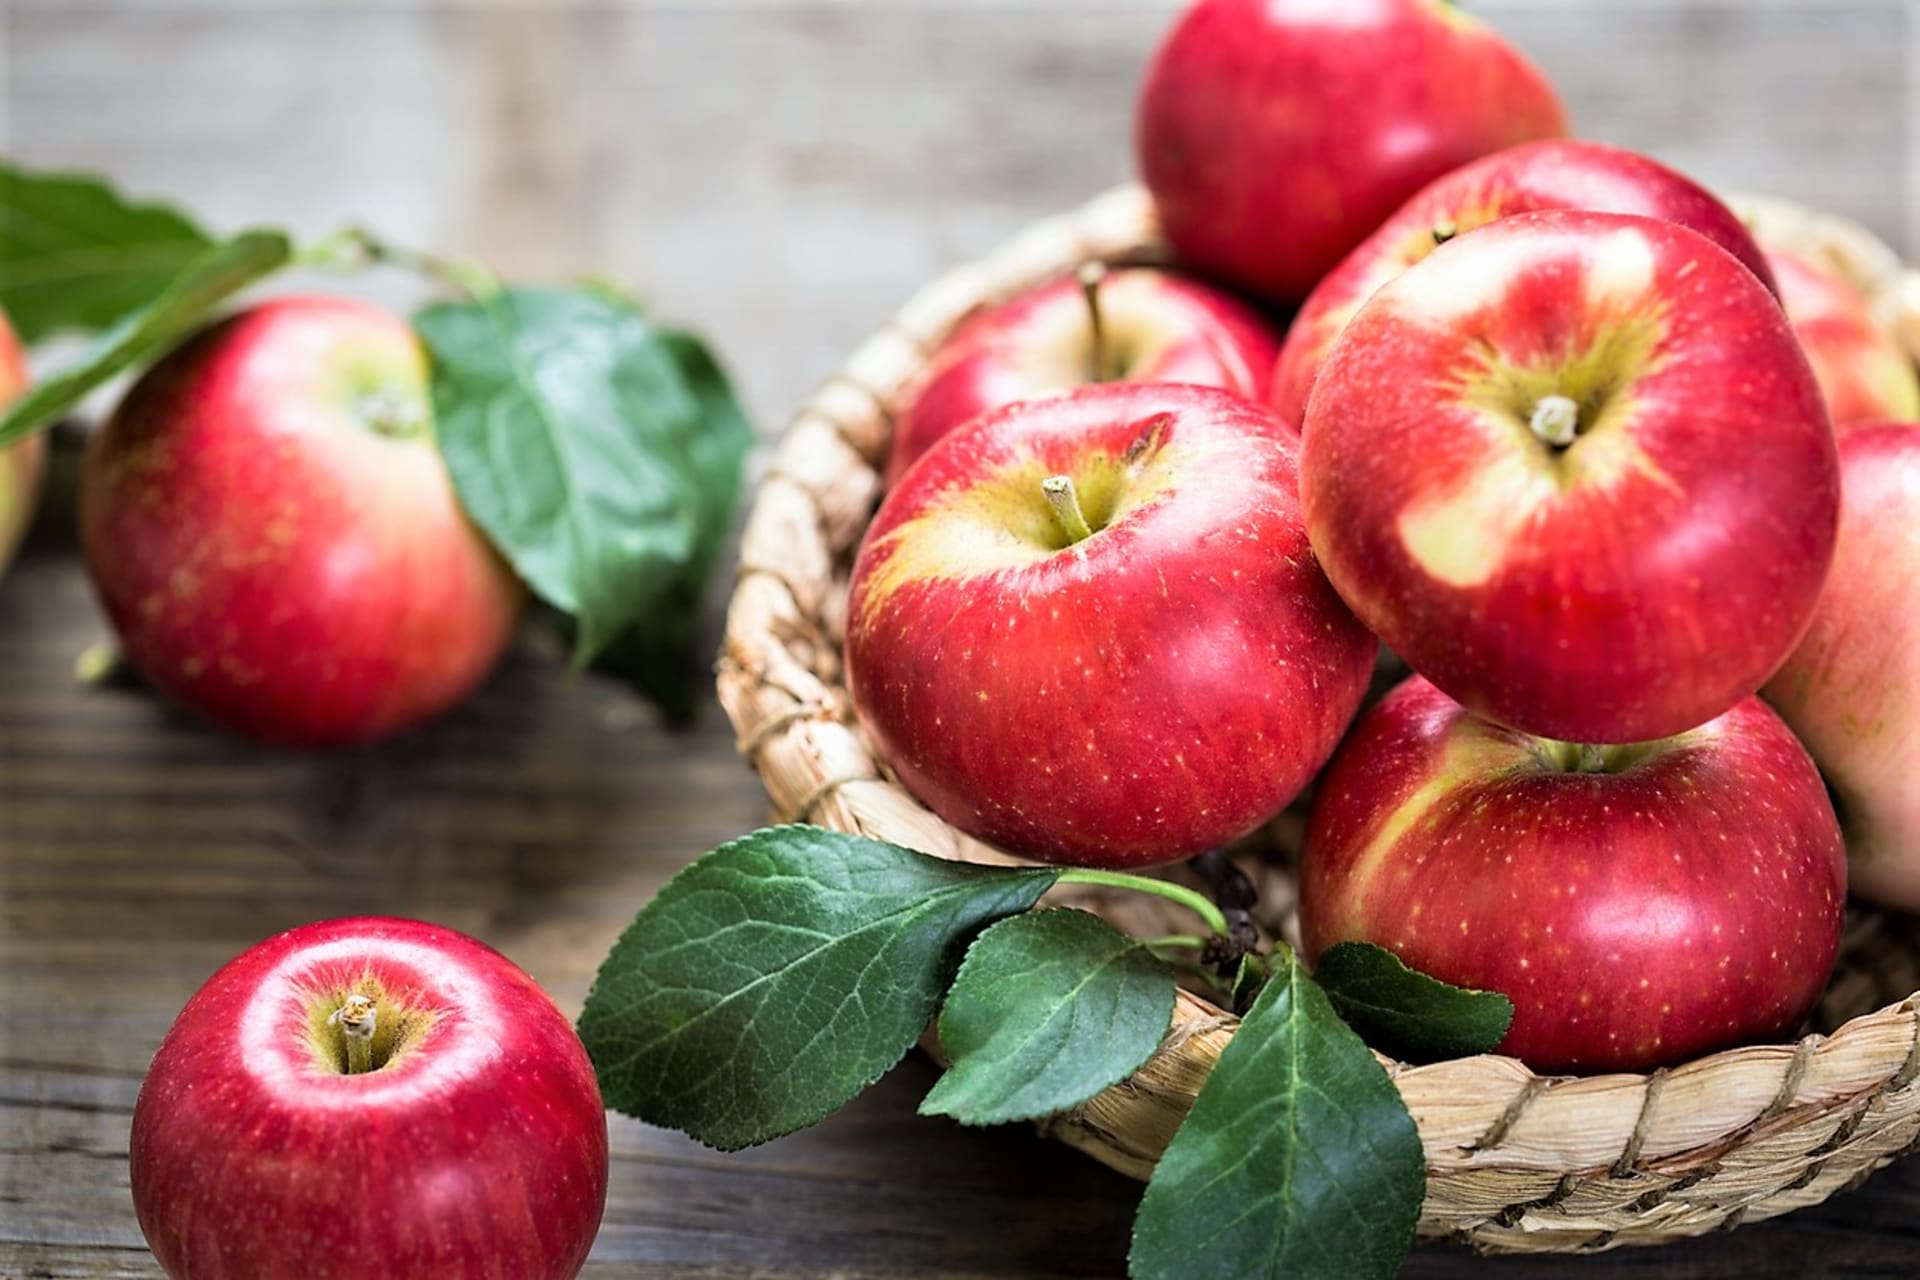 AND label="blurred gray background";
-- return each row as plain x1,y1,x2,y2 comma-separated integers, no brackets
1,0,1904,441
